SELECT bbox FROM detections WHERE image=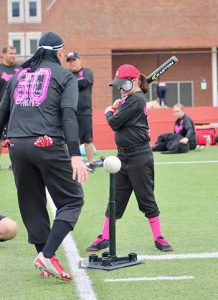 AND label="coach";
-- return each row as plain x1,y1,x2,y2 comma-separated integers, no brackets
0,32,88,281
